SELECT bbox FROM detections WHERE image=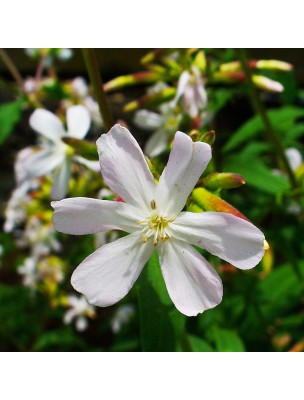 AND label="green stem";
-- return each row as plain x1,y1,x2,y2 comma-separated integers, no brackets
82,48,114,131
237,49,299,191
0,48,24,88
